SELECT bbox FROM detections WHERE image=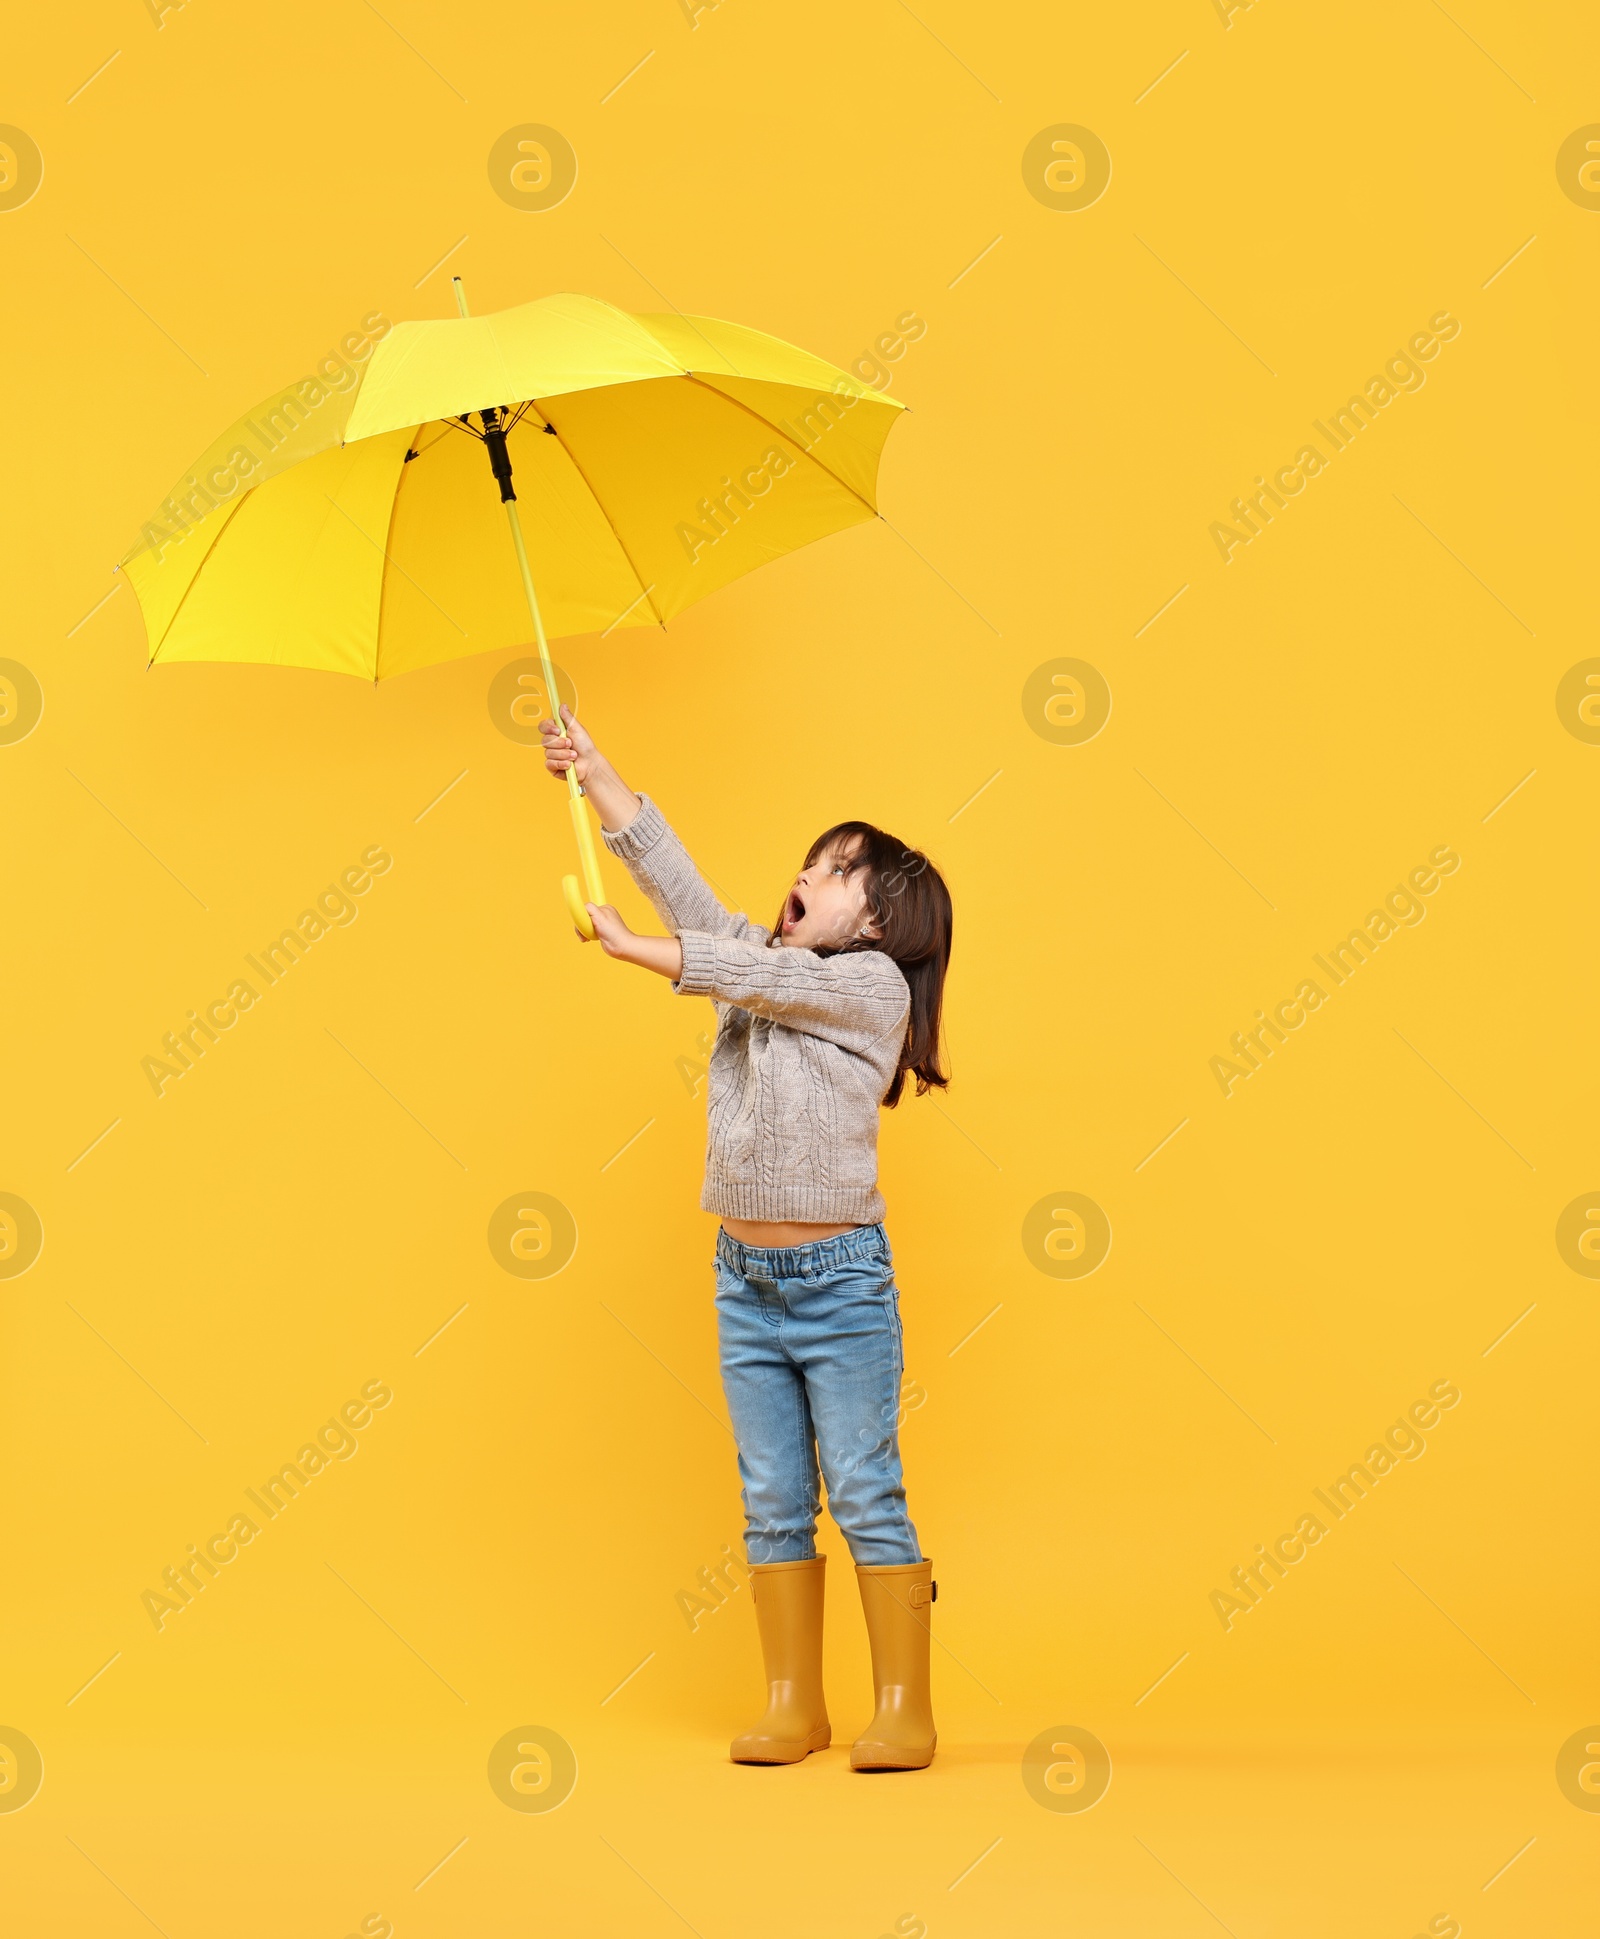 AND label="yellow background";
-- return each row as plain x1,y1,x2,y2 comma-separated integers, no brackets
2,0,1595,1931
